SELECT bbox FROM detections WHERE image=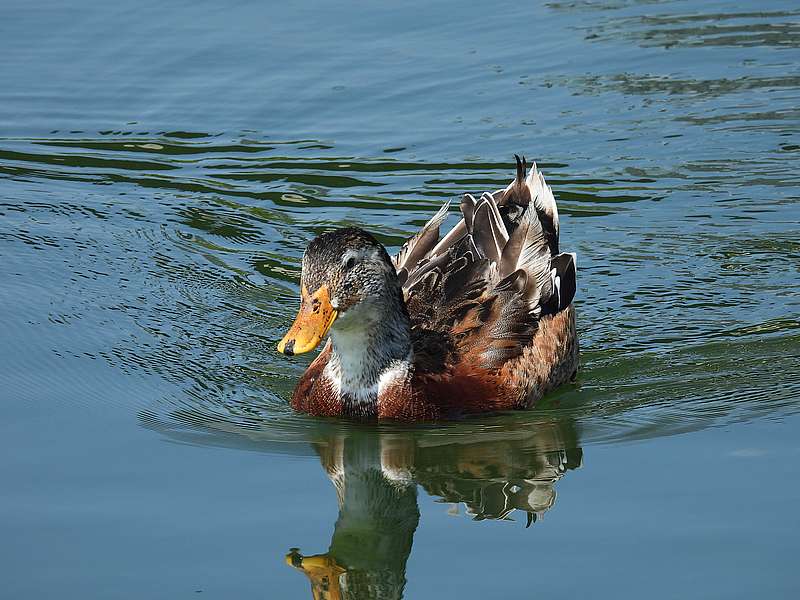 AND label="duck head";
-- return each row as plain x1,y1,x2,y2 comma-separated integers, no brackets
278,228,408,357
